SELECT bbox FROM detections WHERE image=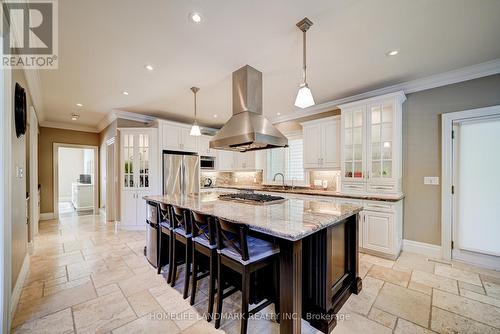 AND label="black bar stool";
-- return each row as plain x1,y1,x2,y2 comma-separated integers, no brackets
157,203,173,283
170,205,192,299
214,218,280,334
189,210,217,321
